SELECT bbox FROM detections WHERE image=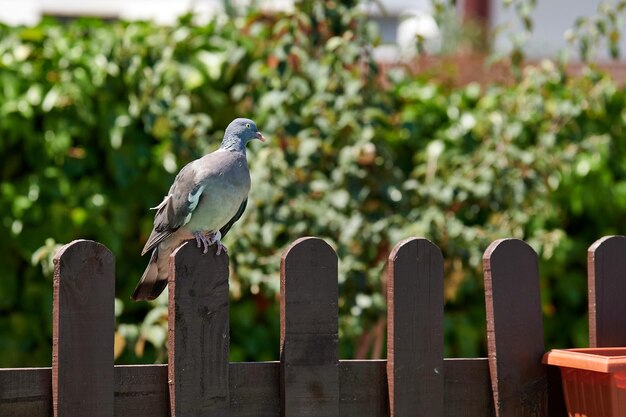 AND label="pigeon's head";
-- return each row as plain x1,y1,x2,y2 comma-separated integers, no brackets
224,118,266,148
